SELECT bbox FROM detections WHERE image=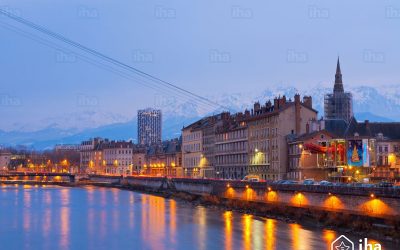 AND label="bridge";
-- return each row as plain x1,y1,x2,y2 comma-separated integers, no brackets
0,172,75,183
